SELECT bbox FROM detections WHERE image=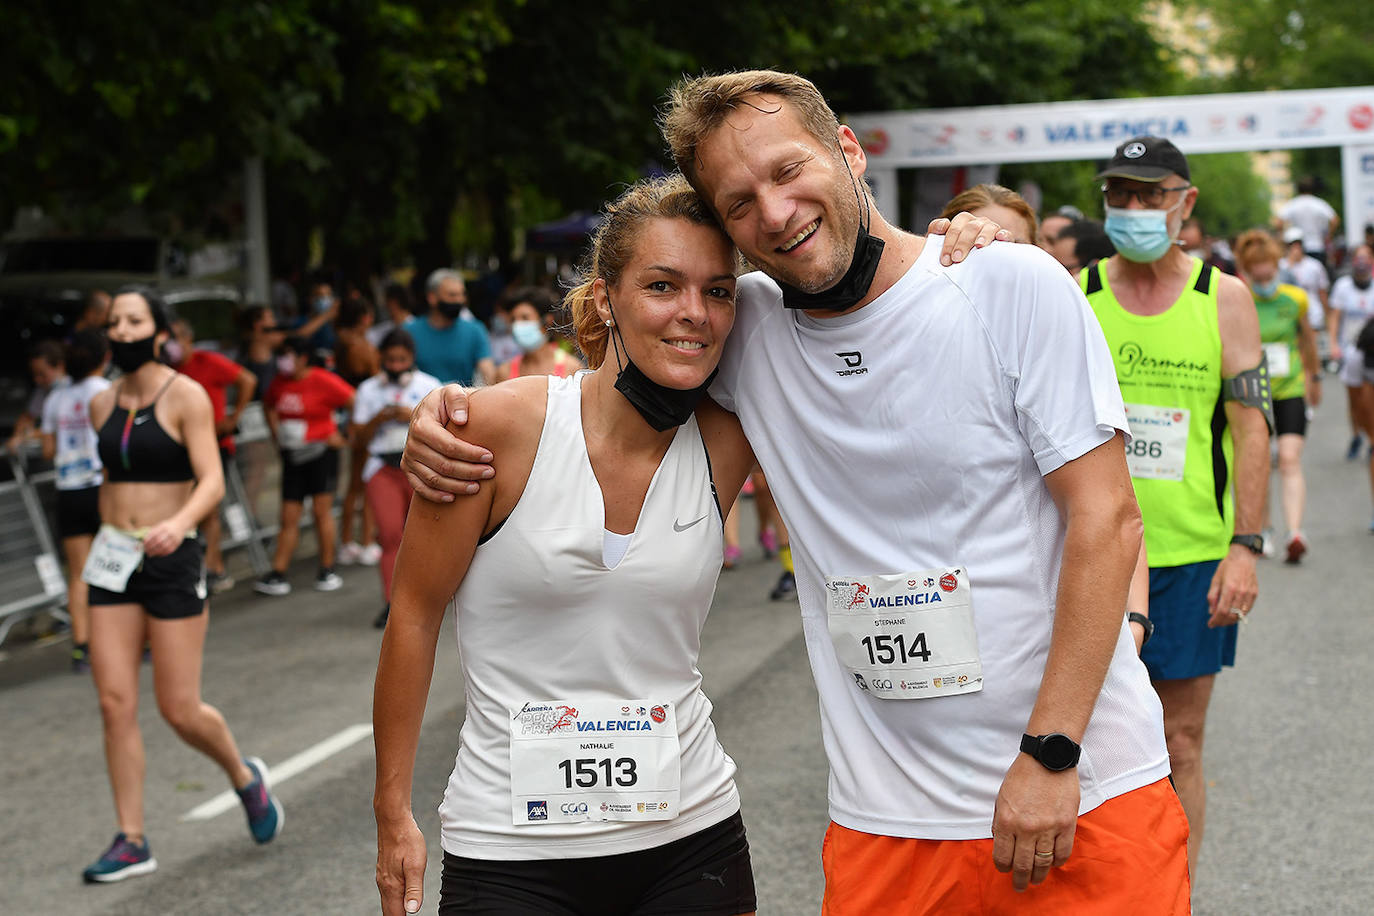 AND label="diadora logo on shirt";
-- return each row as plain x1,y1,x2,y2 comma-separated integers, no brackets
834,351,867,377
1115,342,1211,381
